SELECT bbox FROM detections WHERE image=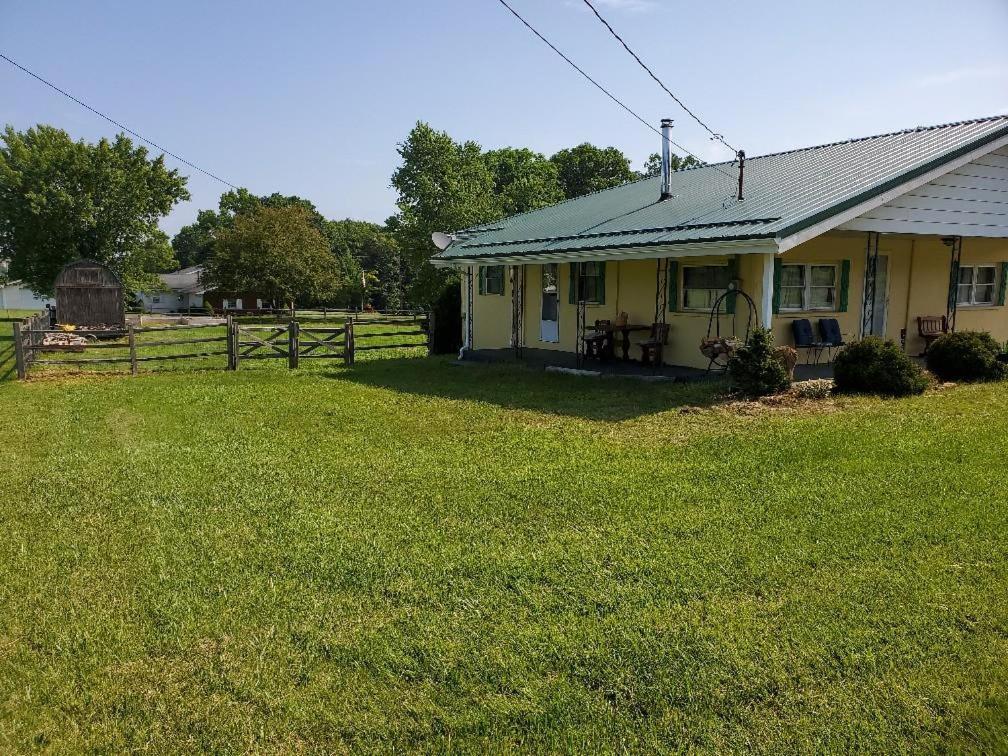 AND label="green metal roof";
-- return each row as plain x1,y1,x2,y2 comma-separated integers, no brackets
434,116,1008,262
